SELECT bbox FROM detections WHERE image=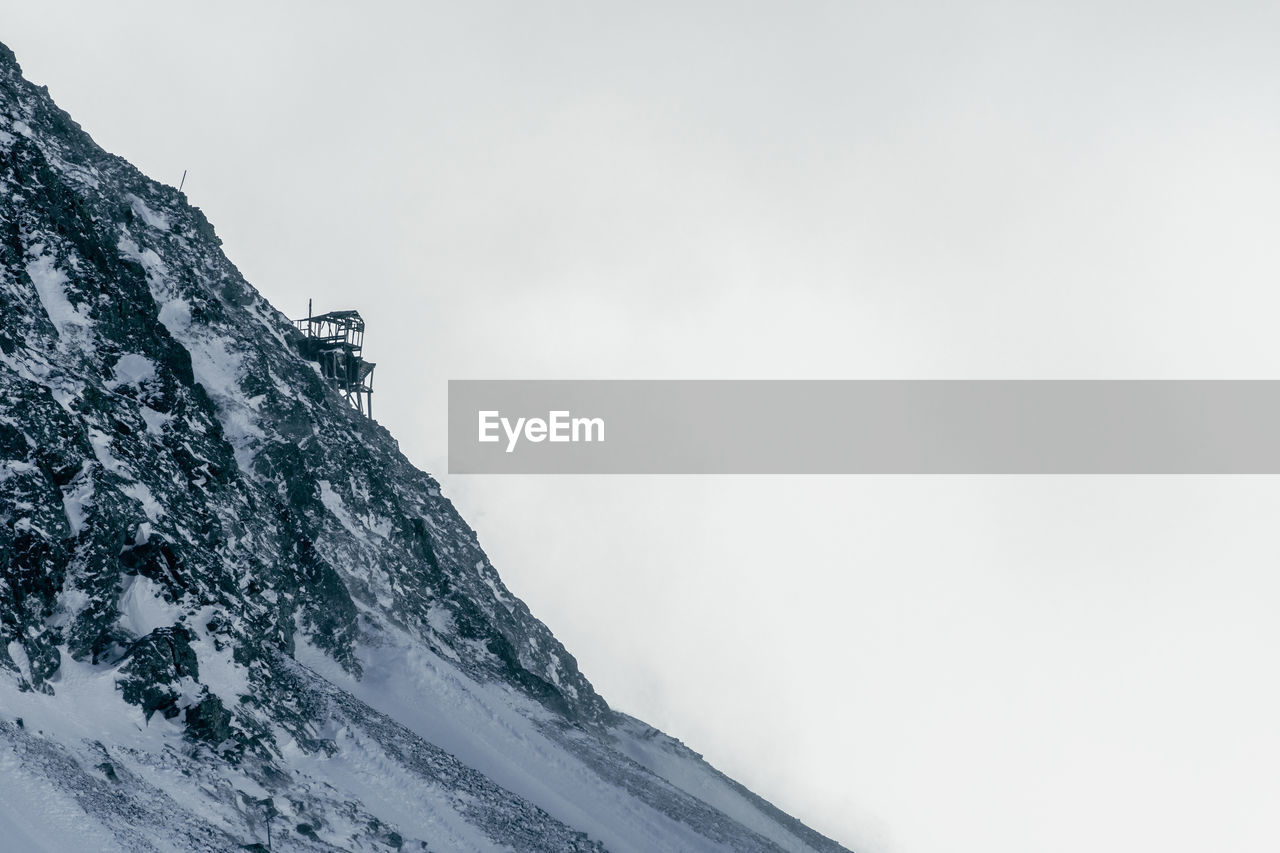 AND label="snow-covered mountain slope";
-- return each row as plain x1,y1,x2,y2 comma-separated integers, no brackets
0,41,851,852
